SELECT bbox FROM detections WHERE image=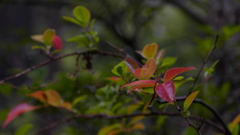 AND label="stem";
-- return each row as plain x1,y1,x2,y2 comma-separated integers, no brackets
189,35,218,94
